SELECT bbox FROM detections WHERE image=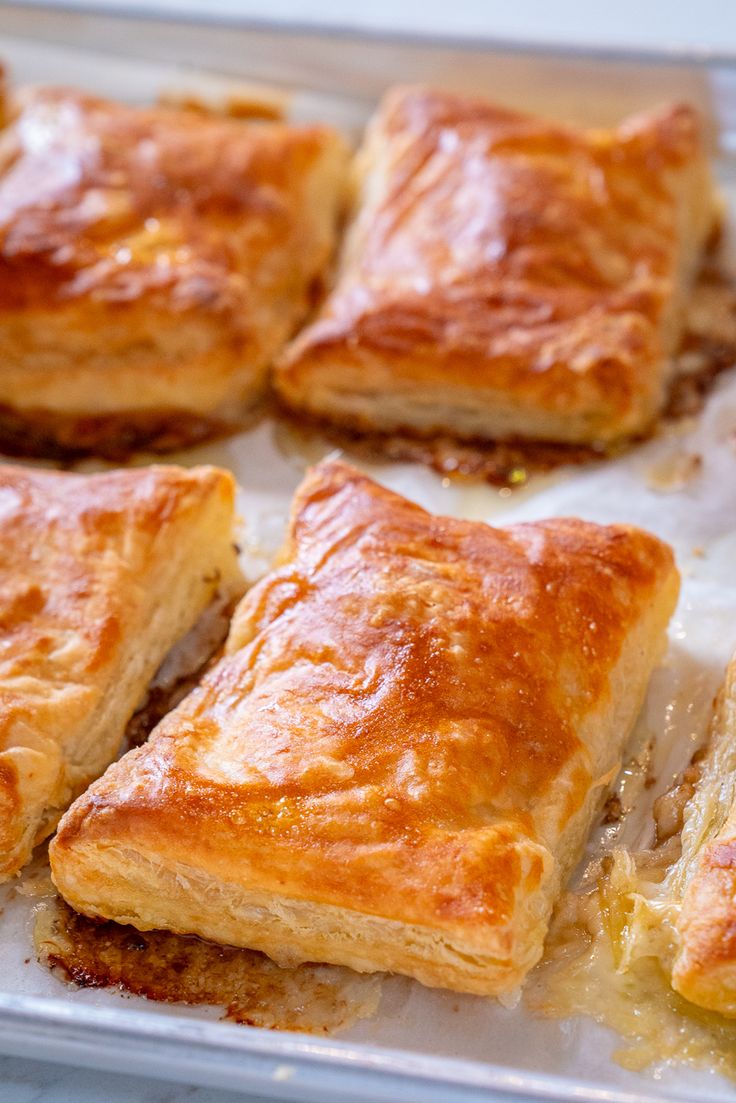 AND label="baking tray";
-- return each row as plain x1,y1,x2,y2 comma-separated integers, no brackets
1,11,736,1102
